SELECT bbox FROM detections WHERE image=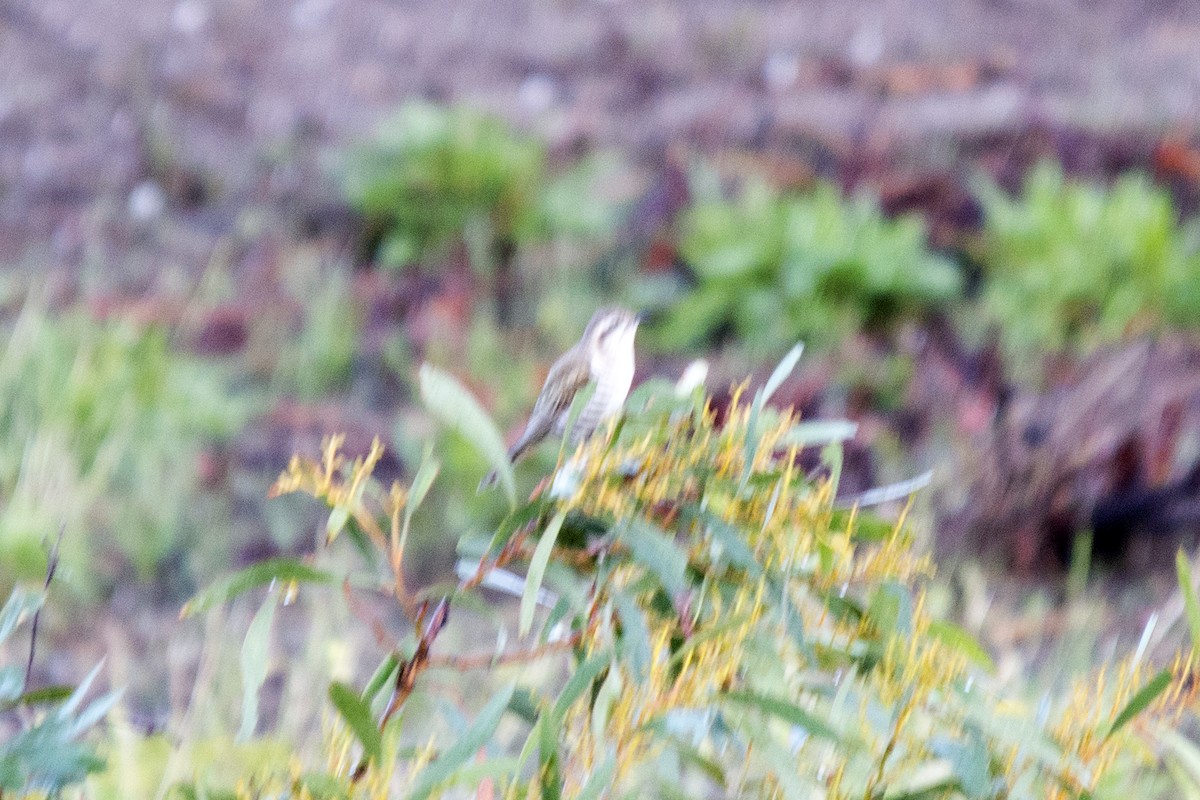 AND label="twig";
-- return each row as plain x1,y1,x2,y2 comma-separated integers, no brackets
25,524,64,692
427,632,582,672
